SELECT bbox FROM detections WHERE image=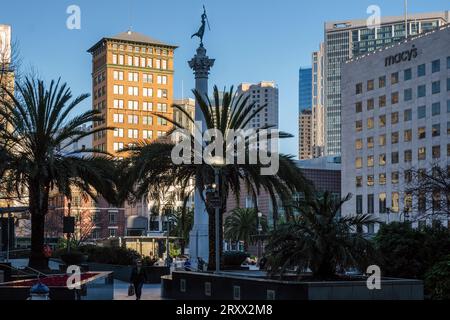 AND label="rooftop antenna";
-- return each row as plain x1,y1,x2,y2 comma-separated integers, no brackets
128,0,134,34
404,0,408,39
